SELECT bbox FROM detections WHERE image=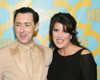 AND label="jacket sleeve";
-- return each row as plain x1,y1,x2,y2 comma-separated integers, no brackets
80,54,97,80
